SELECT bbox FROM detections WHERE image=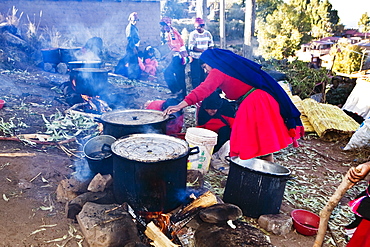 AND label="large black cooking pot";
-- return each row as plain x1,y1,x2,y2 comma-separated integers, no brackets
96,109,175,139
111,133,199,212
223,157,291,218
59,47,81,63
70,68,109,96
68,60,102,70
41,48,61,64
